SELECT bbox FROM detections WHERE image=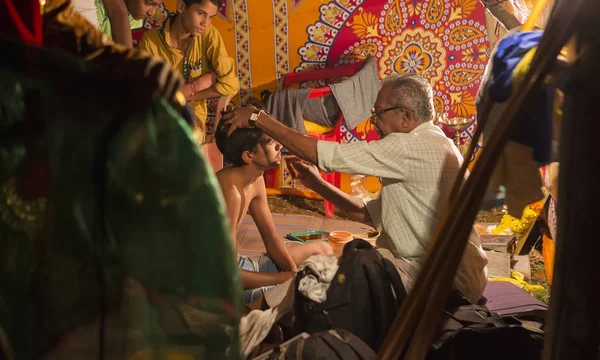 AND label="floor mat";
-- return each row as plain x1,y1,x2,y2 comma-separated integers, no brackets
482,281,548,318
236,213,375,257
